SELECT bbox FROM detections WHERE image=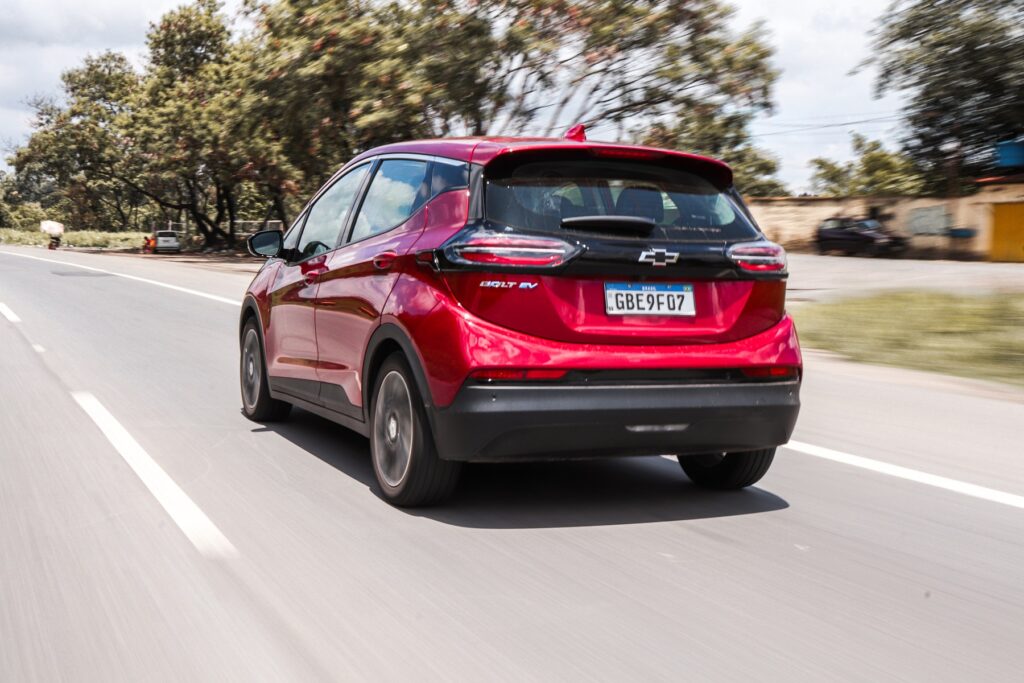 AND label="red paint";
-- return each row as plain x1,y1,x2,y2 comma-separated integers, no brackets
387,272,800,407
442,274,786,345
563,124,587,142
314,207,429,408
